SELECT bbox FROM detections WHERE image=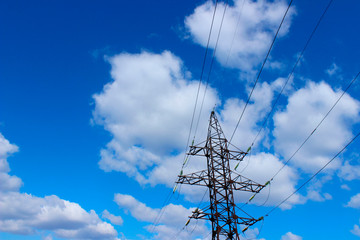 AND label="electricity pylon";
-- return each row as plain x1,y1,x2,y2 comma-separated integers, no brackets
177,111,265,240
